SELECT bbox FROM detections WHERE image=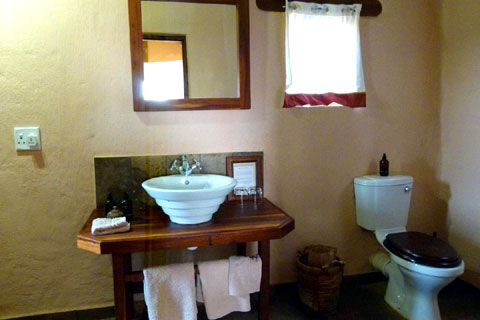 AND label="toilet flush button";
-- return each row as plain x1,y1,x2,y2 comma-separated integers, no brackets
404,186,411,192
